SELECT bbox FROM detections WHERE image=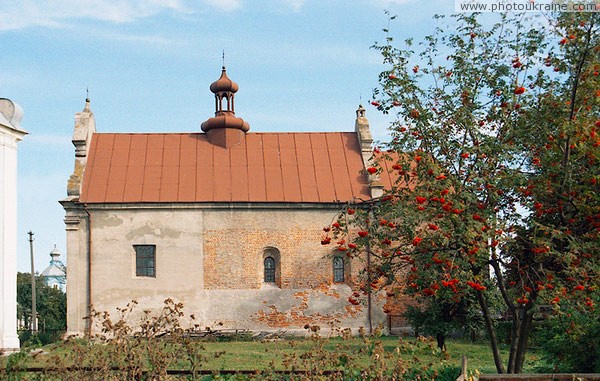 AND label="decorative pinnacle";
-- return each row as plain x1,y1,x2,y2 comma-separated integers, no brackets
83,87,91,112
